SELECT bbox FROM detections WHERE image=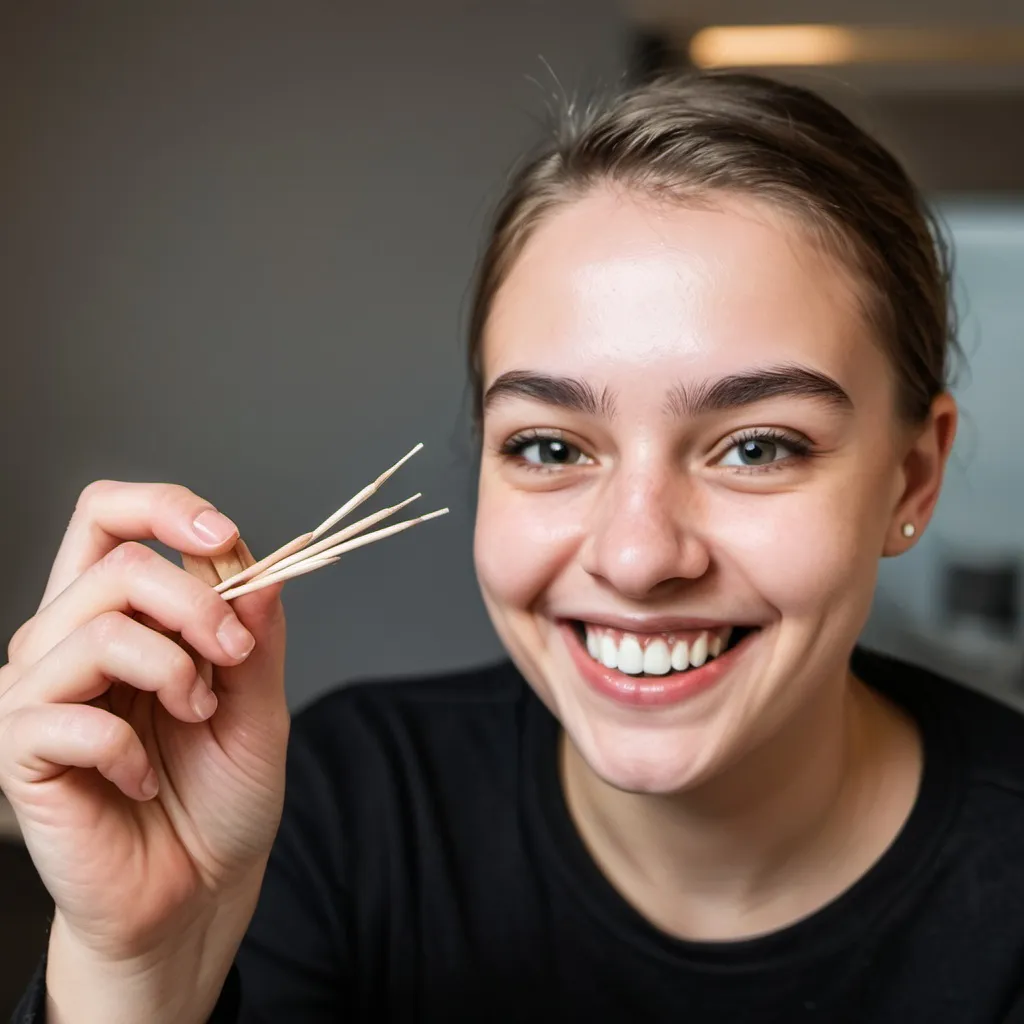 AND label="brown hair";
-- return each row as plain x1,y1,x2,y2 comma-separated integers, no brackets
468,70,956,424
